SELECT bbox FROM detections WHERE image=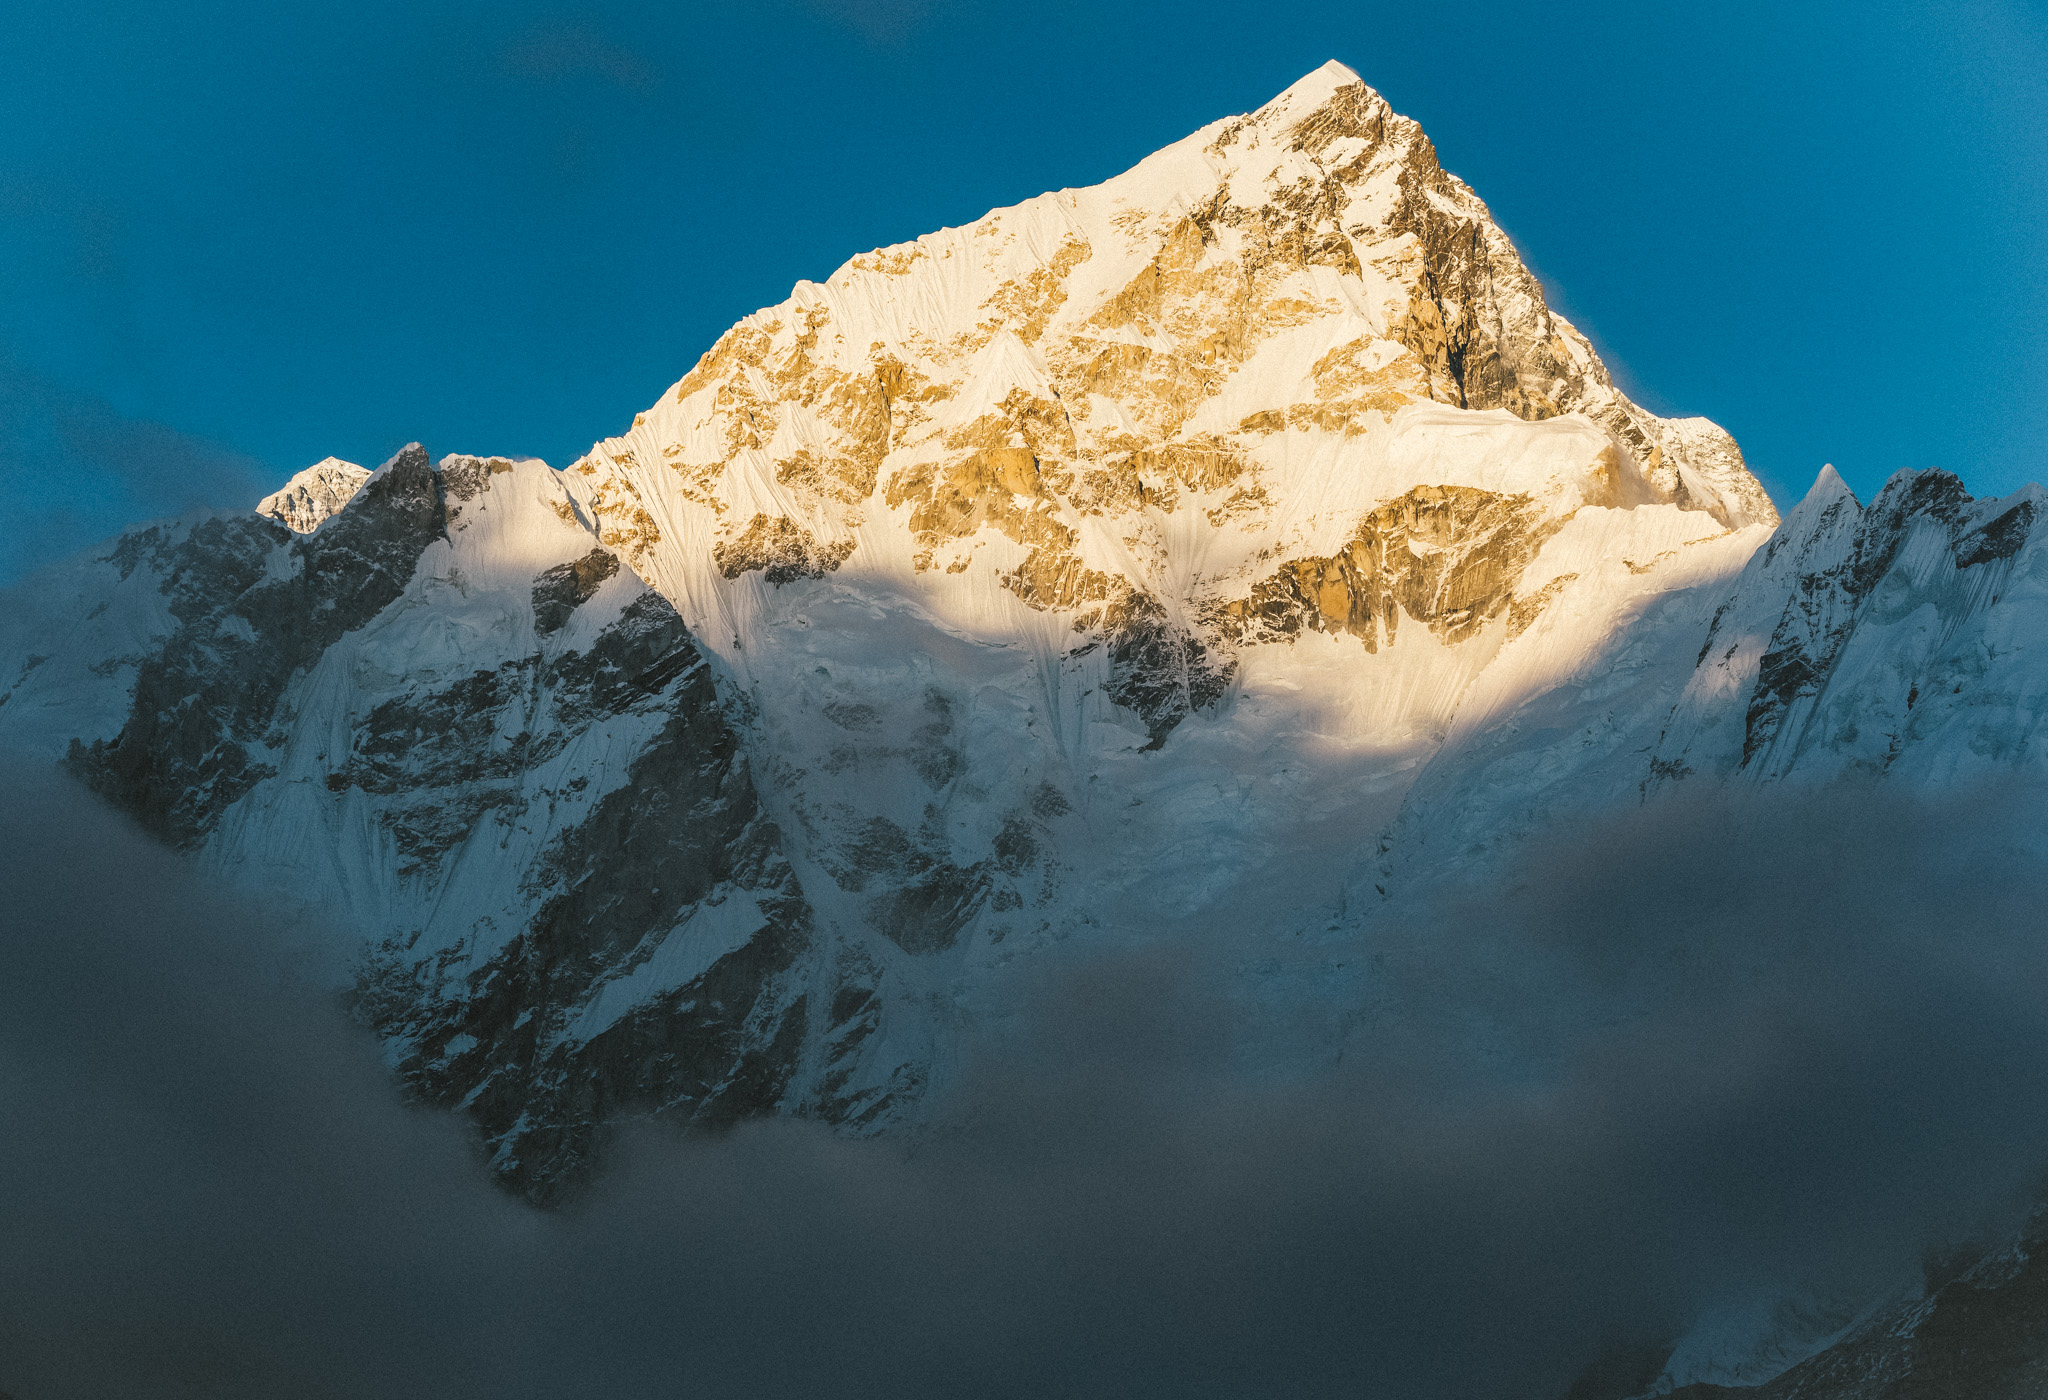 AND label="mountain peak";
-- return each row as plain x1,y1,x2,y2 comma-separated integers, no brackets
2,64,1859,1207
1805,463,1855,506
255,456,370,534
1256,59,1373,115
